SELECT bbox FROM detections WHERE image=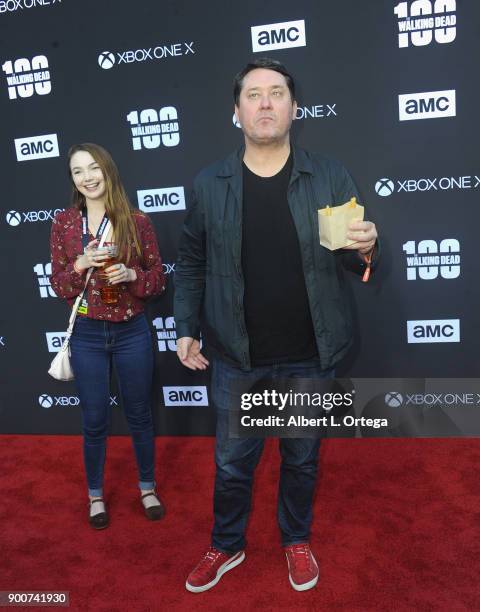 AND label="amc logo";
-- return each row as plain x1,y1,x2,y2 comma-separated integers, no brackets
251,20,306,52
163,386,209,406
407,319,460,343
45,332,67,352
399,90,456,121
137,187,186,213
14,133,59,161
